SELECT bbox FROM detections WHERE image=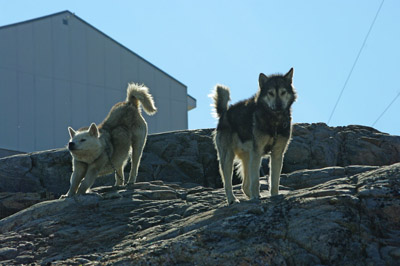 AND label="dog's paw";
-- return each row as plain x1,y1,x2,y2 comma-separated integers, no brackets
270,191,279,197
241,188,251,199
227,197,240,205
